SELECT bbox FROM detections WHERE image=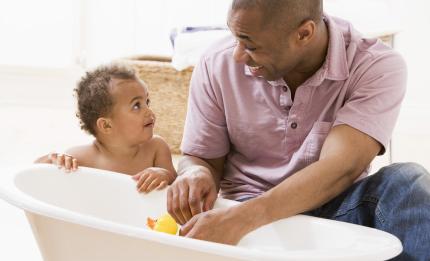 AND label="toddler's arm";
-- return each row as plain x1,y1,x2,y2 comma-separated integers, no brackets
34,152,78,172
34,145,94,172
133,136,177,193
